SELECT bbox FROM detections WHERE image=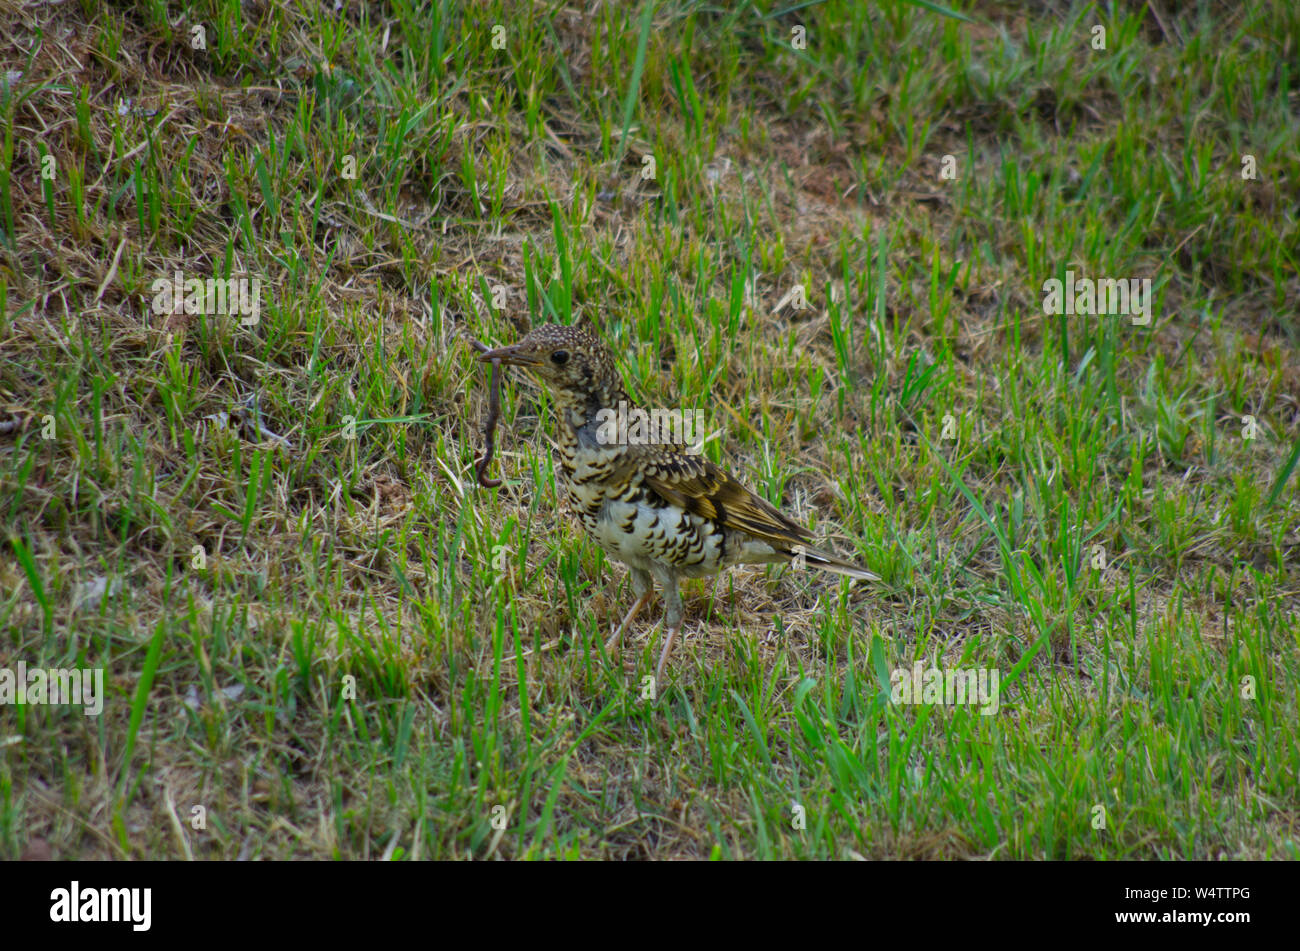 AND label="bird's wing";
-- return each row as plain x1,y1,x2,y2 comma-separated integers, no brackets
618,444,814,550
